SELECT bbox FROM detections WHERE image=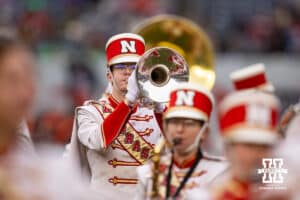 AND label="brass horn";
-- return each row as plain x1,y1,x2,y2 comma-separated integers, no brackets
134,15,215,90
136,47,189,104
133,15,215,198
